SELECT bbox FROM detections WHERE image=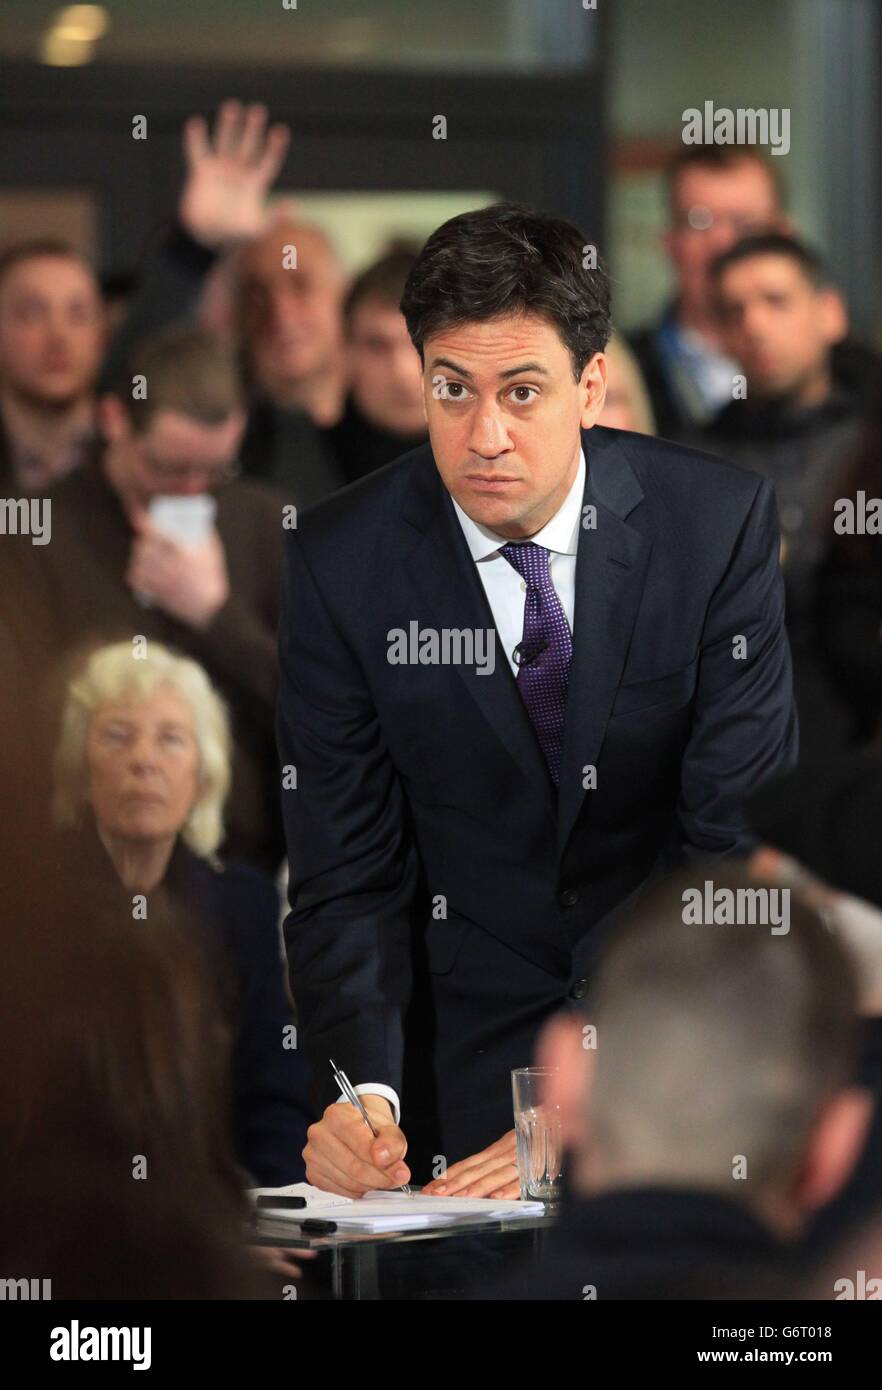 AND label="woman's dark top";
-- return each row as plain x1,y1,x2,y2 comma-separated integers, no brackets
57,820,313,1187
